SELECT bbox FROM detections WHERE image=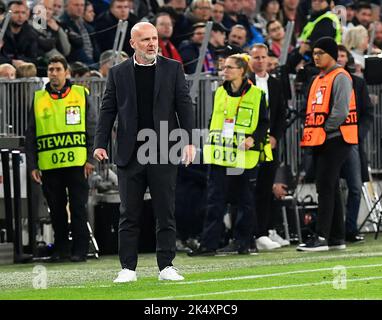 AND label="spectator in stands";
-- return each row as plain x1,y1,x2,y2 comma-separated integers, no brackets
60,0,99,66
32,0,71,76
227,24,247,50
0,1,38,67
345,2,355,25
94,0,138,58
179,22,215,74
98,49,128,77
337,44,374,244
256,0,281,33
188,53,271,256
242,0,266,45
134,0,159,20
298,0,342,45
163,0,188,48
16,62,37,77
0,63,16,79
248,43,288,251
344,25,370,72
0,0,6,23
208,22,227,71
70,61,91,77
373,21,382,50
53,0,64,18
279,0,307,45
267,53,279,73
154,12,182,63
266,19,293,58
164,0,186,15
222,0,253,45
83,1,95,25
349,2,373,29
212,1,224,24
